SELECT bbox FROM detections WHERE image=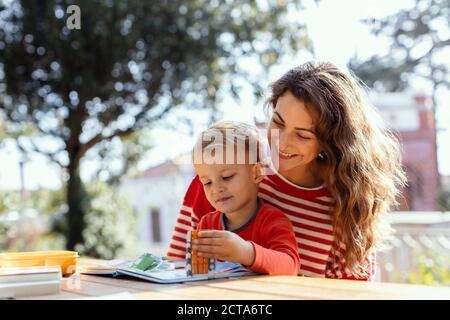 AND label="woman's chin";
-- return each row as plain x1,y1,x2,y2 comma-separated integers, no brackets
277,157,304,173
